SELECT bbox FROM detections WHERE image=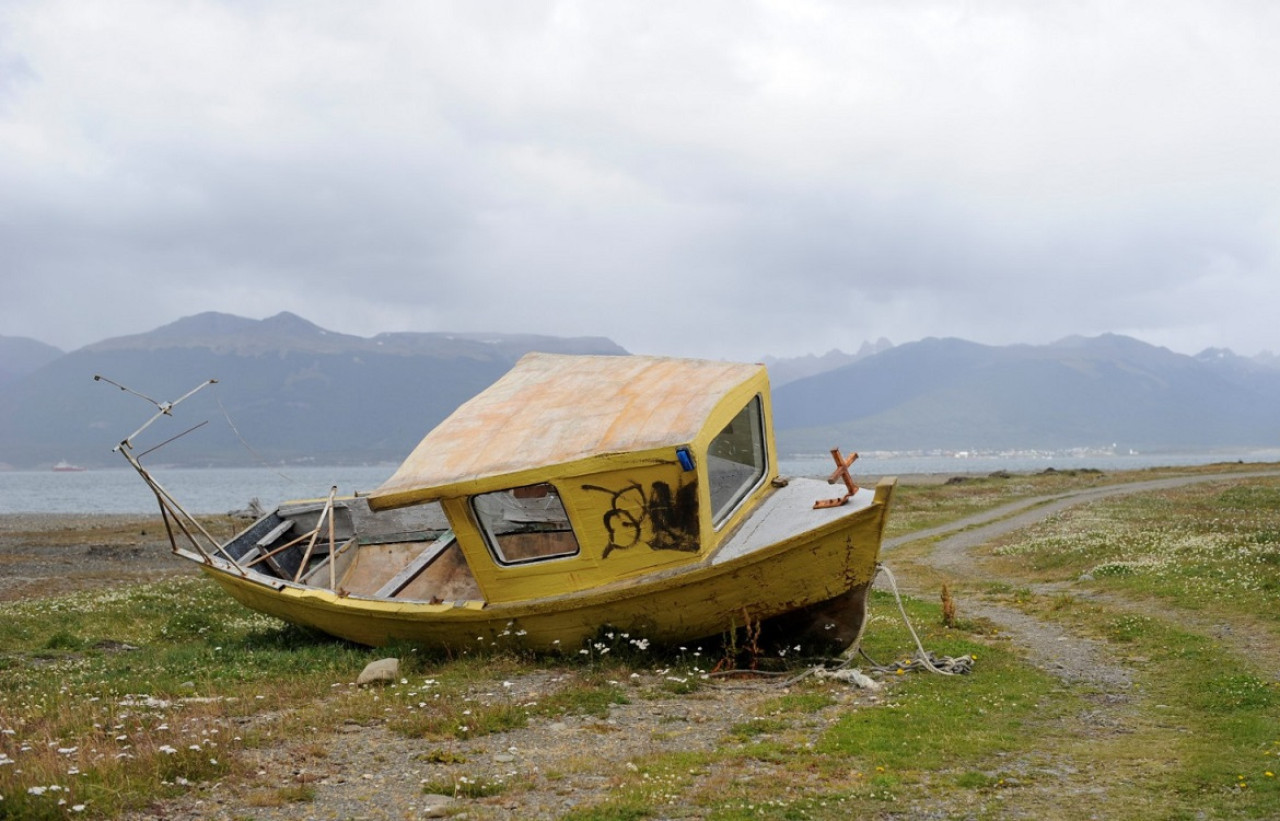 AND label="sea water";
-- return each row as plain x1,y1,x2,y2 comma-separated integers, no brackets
0,465,397,515
3,449,1277,515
